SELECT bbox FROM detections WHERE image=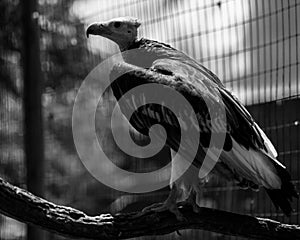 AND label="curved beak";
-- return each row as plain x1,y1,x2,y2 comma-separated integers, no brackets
86,22,111,38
